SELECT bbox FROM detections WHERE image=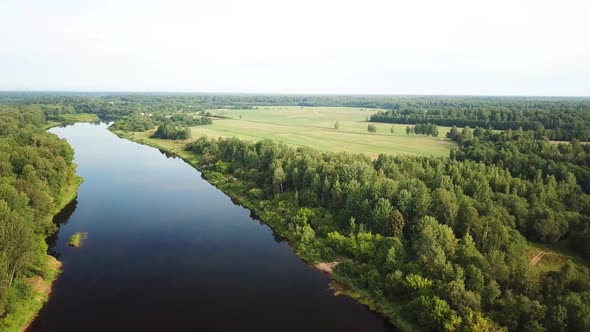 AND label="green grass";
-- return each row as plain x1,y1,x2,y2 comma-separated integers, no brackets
59,113,99,122
52,176,83,215
182,106,455,158
43,121,62,130
114,131,194,159
68,232,87,247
